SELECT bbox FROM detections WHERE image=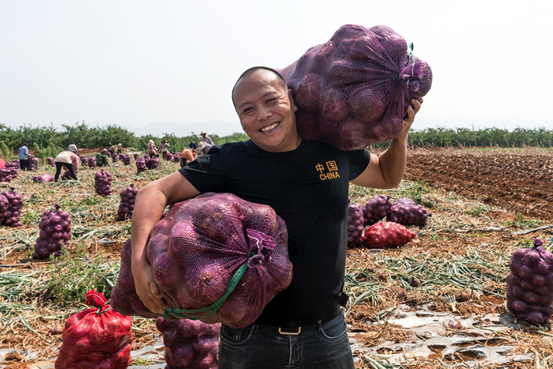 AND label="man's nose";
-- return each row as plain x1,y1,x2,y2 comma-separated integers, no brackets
257,106,272,121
